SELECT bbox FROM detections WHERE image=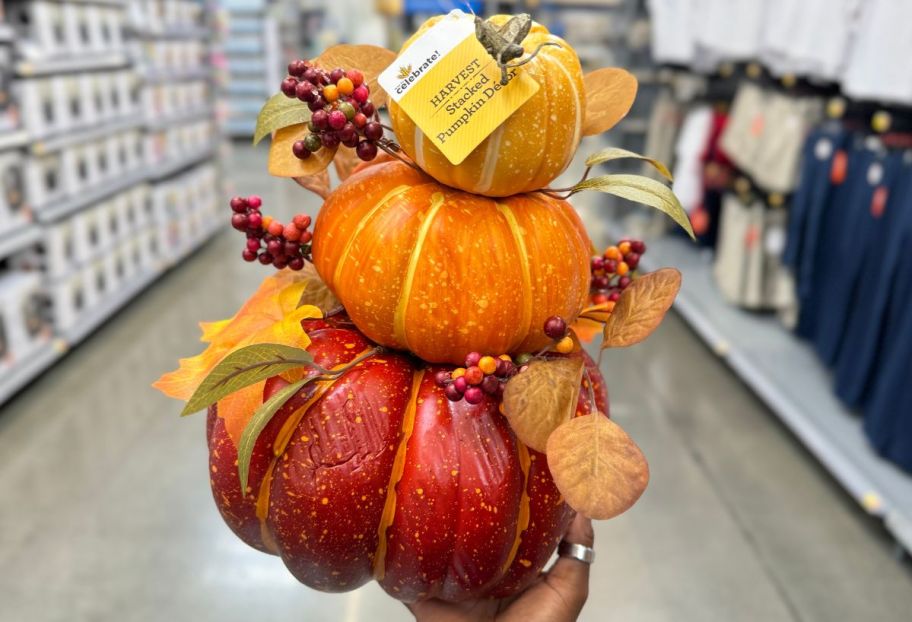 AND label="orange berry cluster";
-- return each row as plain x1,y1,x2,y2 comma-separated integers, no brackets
435,352,518,404
590,239,646,307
